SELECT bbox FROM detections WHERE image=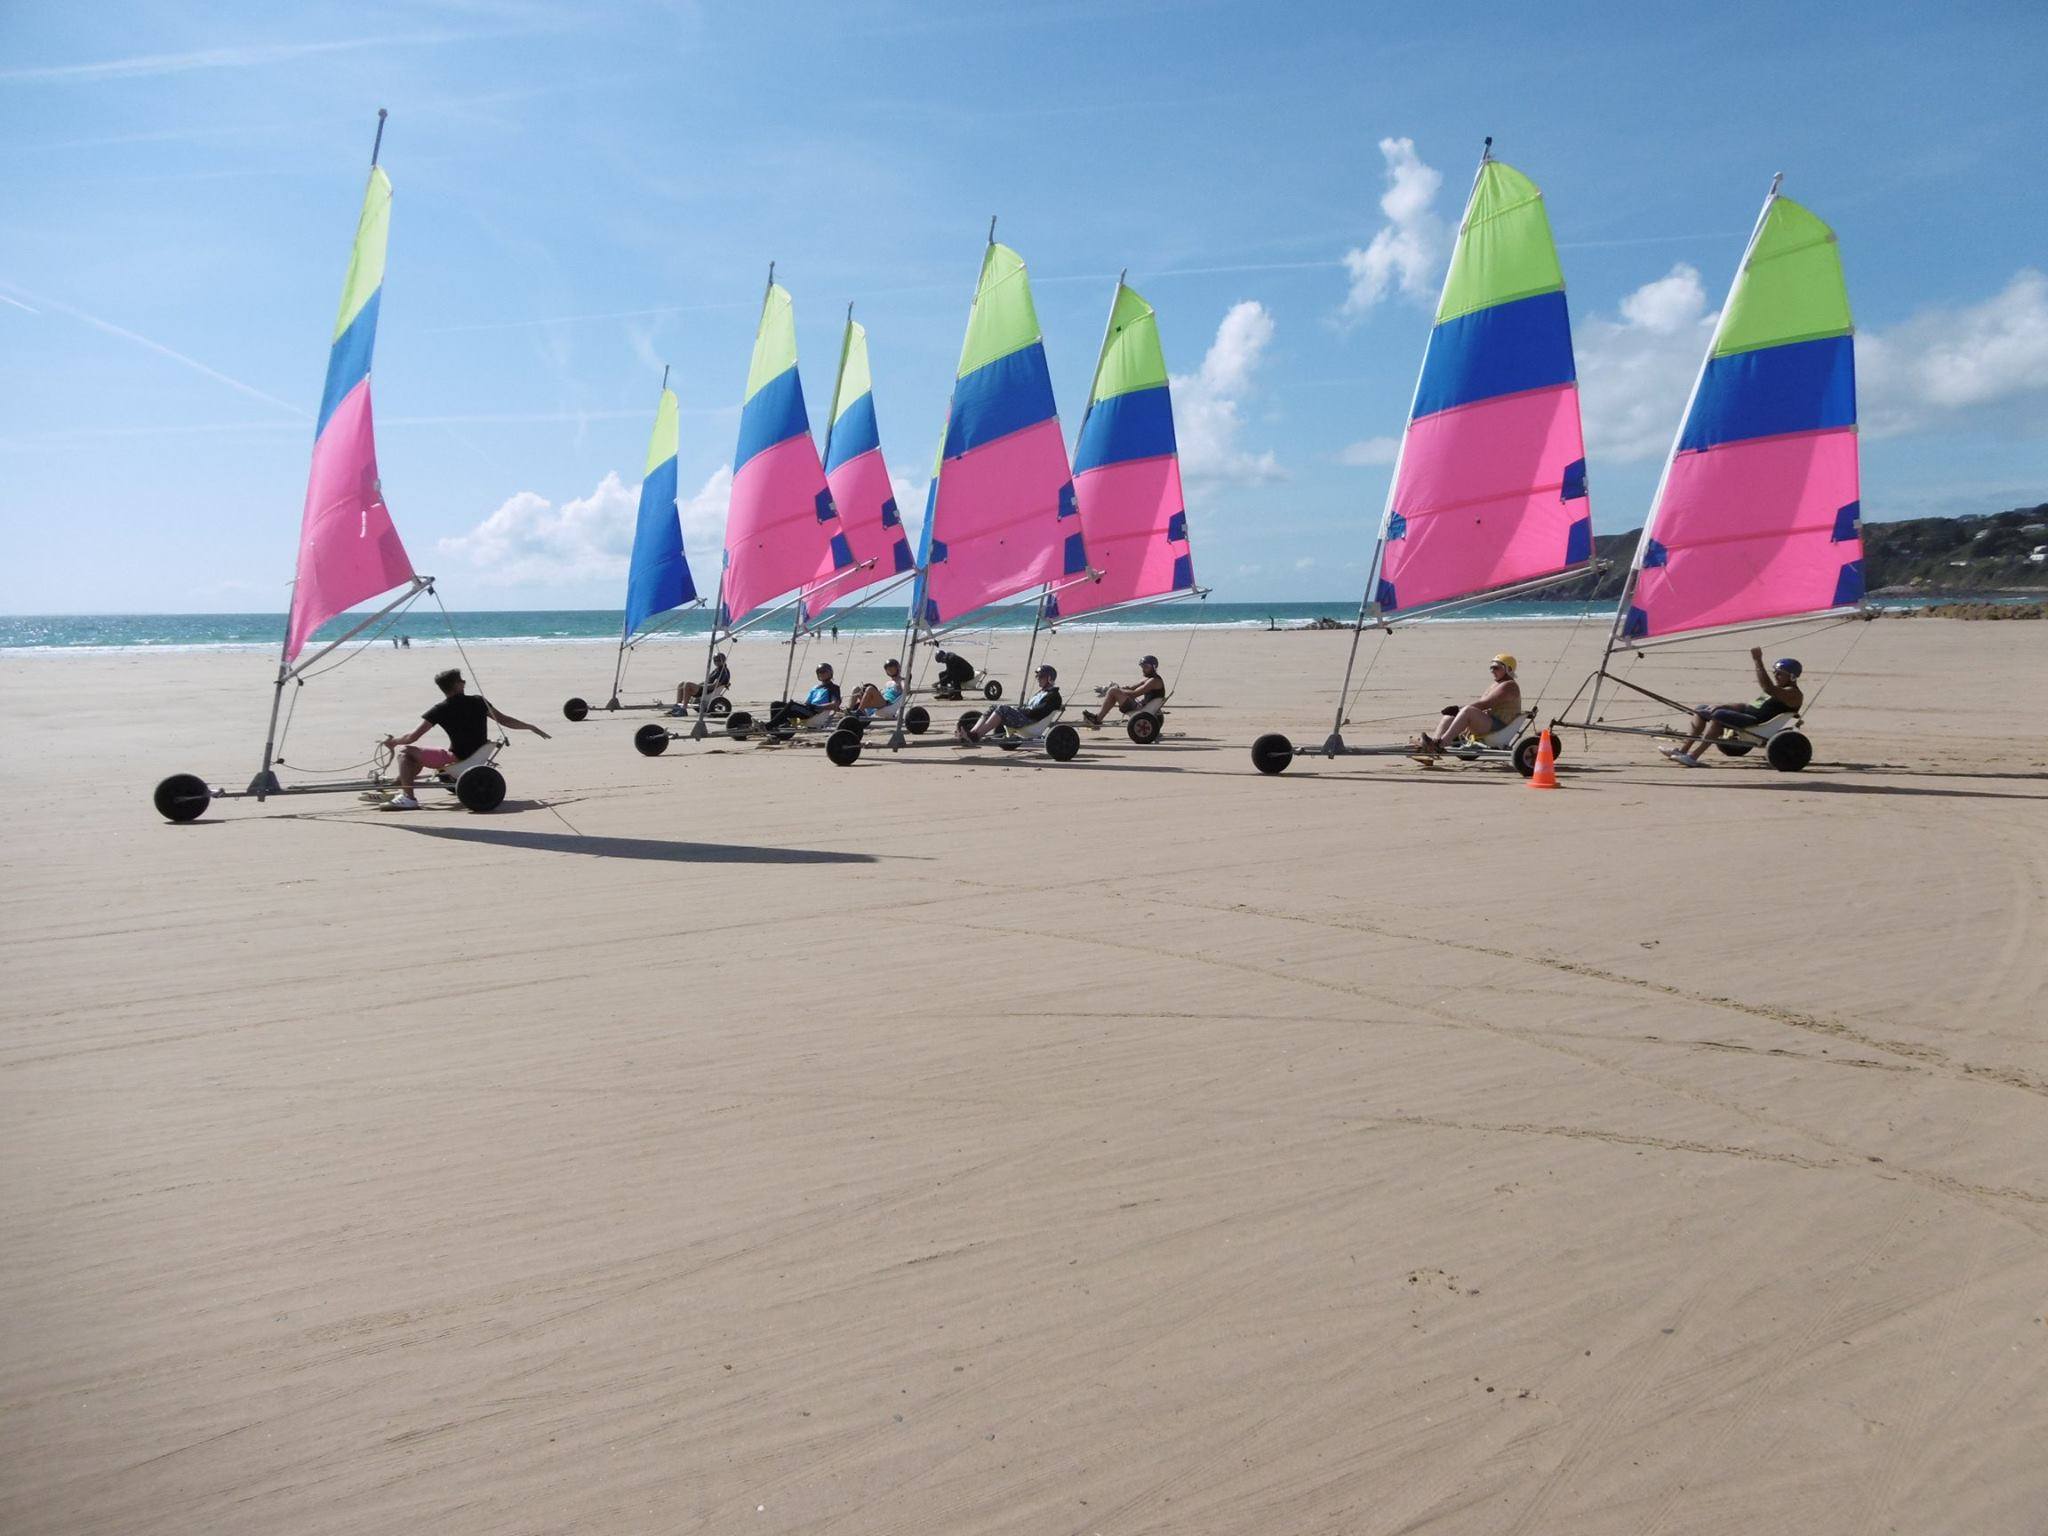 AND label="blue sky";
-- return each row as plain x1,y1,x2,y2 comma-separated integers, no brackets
2,0,2043,612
